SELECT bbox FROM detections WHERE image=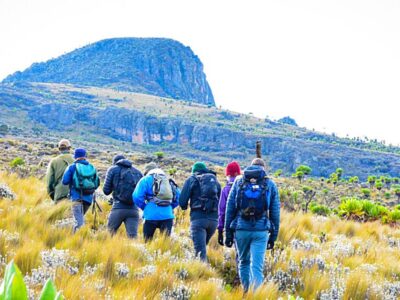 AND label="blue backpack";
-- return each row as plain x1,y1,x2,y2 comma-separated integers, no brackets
236,167,268,220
